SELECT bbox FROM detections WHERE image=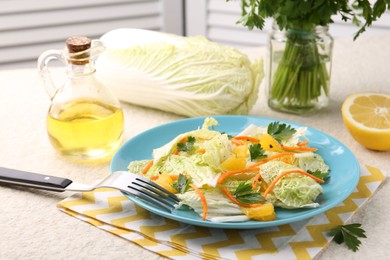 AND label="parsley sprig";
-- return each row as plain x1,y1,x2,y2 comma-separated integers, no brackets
234,183,264,204
177,136,196,152
173,173,192,194
249,144,266,161
308,169,330,181
267,121,296,142
329,223,367,252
